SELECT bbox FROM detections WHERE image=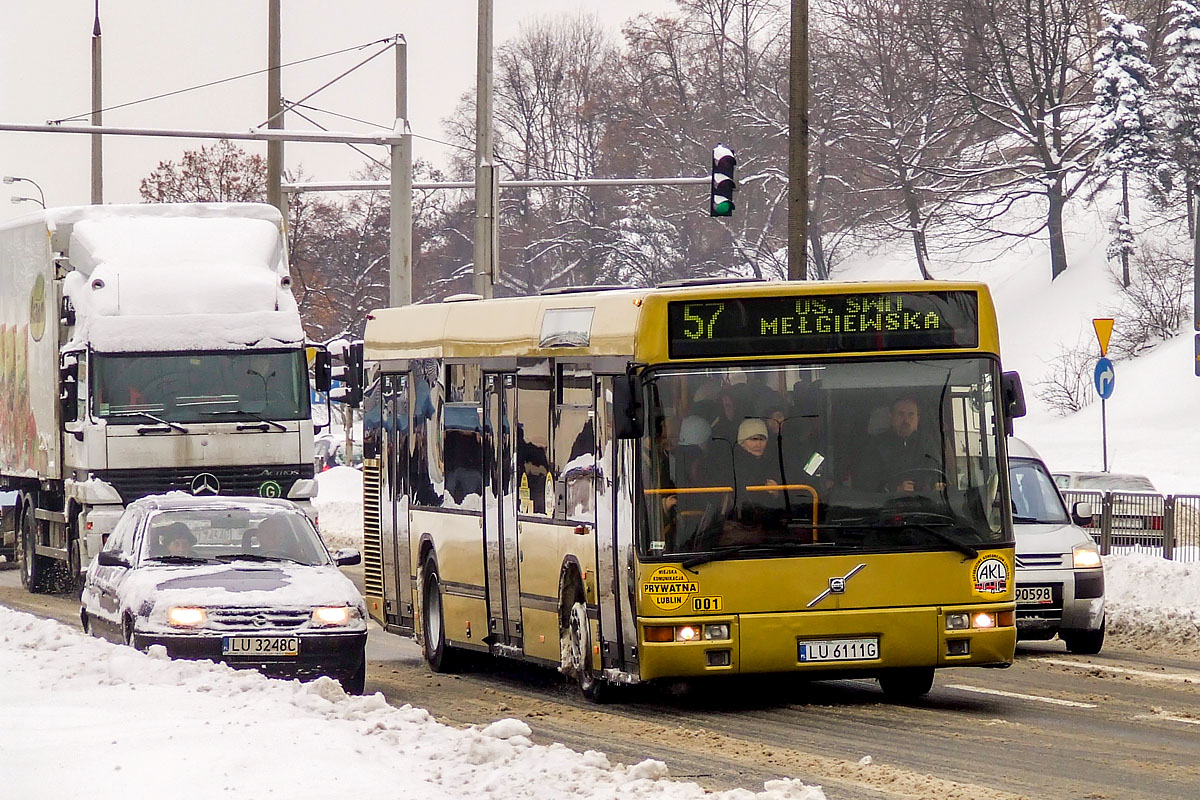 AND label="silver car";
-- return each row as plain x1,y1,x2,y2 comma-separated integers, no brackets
1009,438,1106,654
